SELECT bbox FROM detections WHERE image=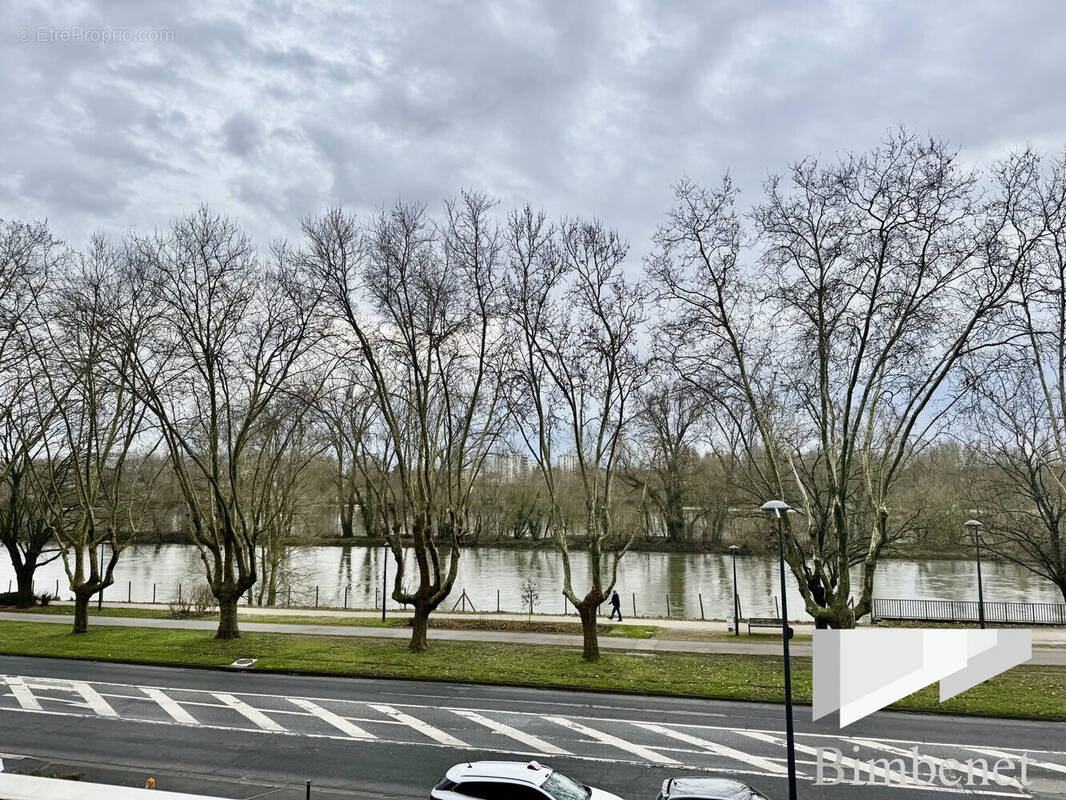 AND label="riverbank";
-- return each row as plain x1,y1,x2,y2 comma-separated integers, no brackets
0,613,1063,722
